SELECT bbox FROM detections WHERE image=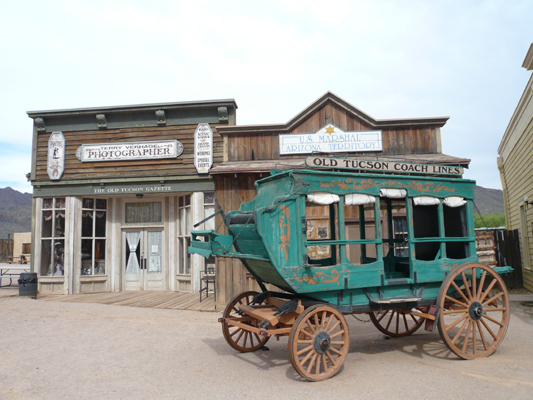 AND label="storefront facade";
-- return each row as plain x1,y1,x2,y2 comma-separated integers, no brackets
27,100,236,294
